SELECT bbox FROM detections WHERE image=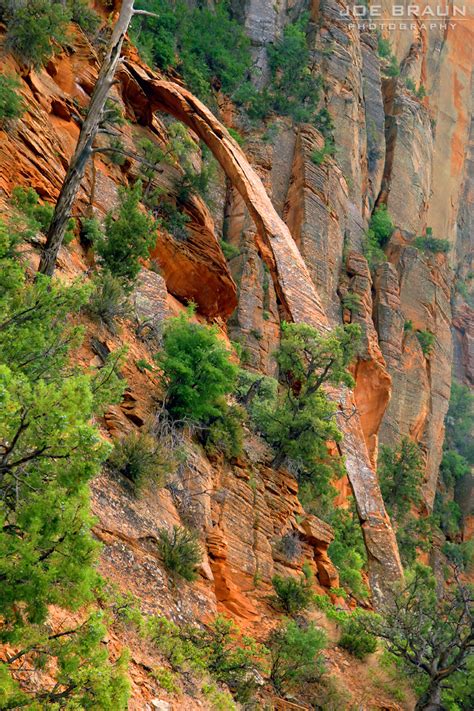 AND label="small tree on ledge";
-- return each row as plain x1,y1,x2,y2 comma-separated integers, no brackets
361,565,473,711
